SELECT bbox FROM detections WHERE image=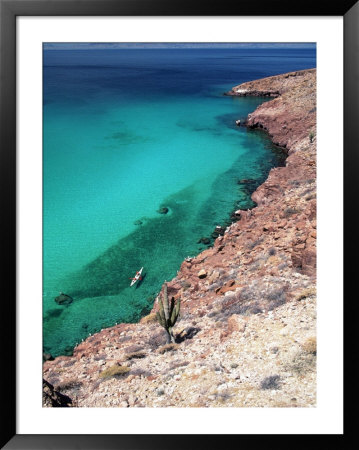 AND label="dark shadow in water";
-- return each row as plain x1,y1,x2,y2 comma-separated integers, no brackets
195,128,288,228
44,308,64,320
135,272,146,289
104,130,153,145
215,112,243,131
176,119,223,137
